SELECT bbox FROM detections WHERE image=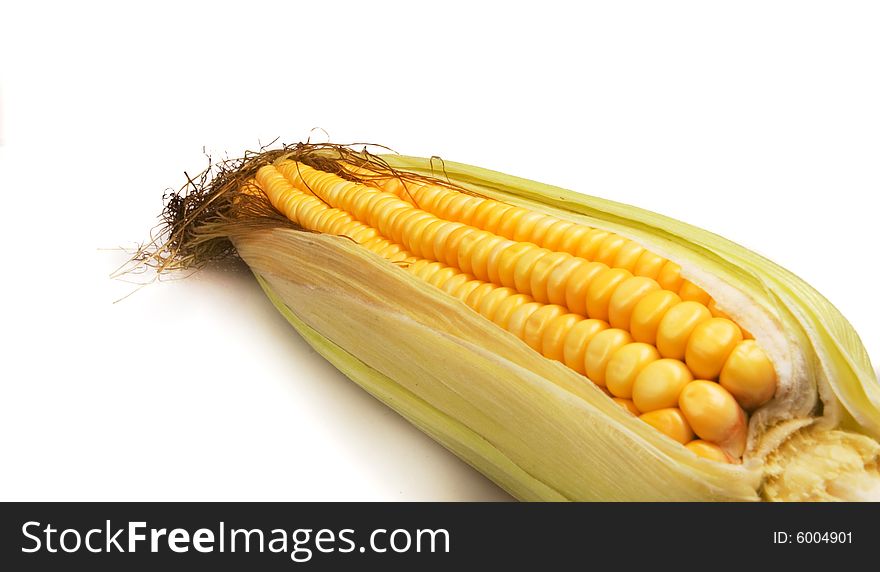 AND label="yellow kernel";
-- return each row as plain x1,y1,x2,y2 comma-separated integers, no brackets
707,298,732,320
369,195,404,236
685,440,733,463
456,230,493,275
497,243,540,289
514,248,552,296
557,226,592,257
313,209,341,232
469,200,504,230
527,215,558,246
632,250,666,280
397,211,434,249
323,211,353,234
388,251,412,264
678,380,748,458
412,184,444,210
428,266,459,288
678,280,711,305
443,225,474,267
406,258,432,277
719,340,777,411
585,268,633,322
512,210,548,242
632,358,693,412
477,287,518,321
546,257,587,307
471,234,508,286
465,282,497,309
374,241,404,259
469,234,507,282
575,229,612,261
402,181,427,202
506,302,544,340
495,206,528,237
630,290,682,345
584,328,633,387
414,219,448,261
492,294,534,330
605,343,661,399
451,279,485,302
348,226,379,244
656,301,713,360
485,239,518,285
416,261,447,283
656,261,684,292
296,200,323,227
529,252,573,304
351,189,377,221
612,241,646,272
440,272,476,296
479,202,512,233
591,233,627,266
685,317,744,380
541,220,575,251
639,408,694,444
608,276,661,330
439,192,471,220
334,218,362,239
564,261,609,316
431,192,461,220
377,177,404,198
562,319,609,374
541,314,583,362
380,205,409,242
431,221,466,266
455,196,481,225
523,305,568,351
